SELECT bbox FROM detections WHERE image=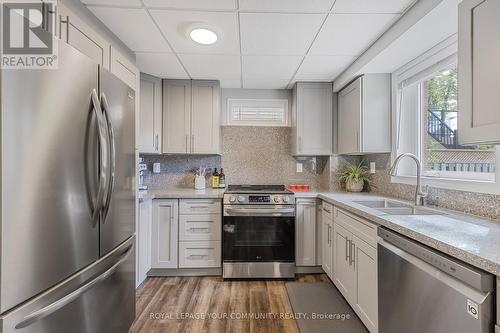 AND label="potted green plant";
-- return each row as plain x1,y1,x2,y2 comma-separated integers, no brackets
336,162,371,192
